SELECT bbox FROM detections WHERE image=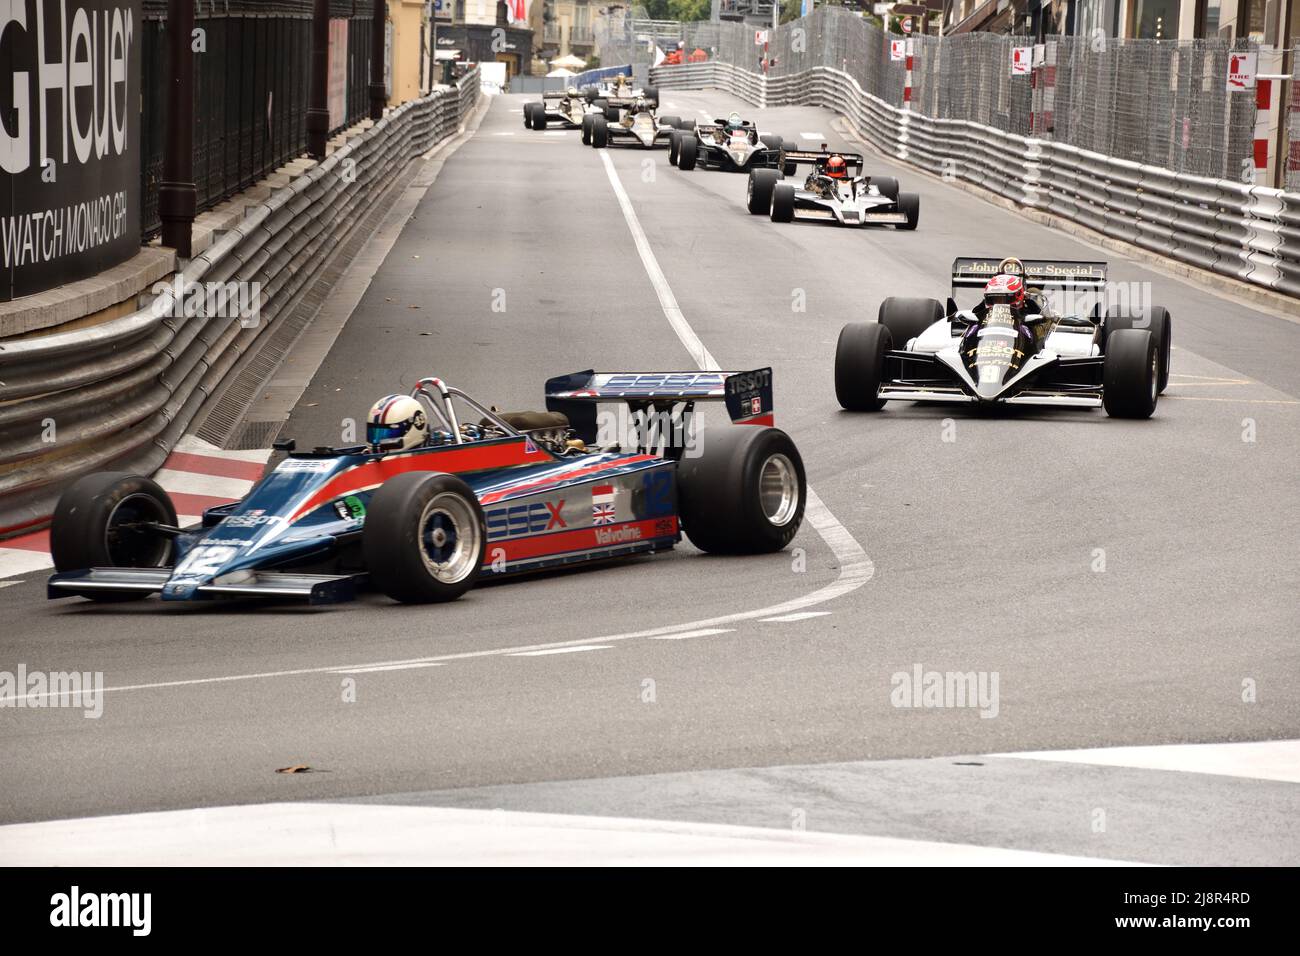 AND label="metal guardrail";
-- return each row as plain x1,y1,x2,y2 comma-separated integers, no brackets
0,69,481,540
651,61,1297,297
